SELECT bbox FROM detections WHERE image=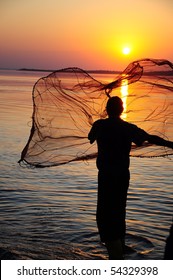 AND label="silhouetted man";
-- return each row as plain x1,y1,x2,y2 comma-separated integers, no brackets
88,96,173,259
